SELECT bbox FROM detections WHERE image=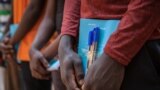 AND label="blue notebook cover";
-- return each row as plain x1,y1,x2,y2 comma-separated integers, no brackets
78,18,120,74
10,24,18,37
10,24,19,50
